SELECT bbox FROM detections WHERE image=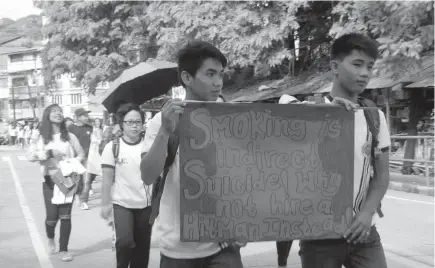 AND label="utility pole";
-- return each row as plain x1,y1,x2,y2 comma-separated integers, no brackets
11,86,16,121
